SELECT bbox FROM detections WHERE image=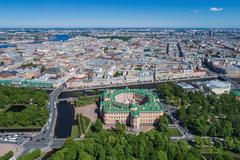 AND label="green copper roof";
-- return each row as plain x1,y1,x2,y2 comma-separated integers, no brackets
130,103,138,109
0,78,53,88
233,91,240,97
131,110,140,118
0,79,12,86
101,88,163,114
